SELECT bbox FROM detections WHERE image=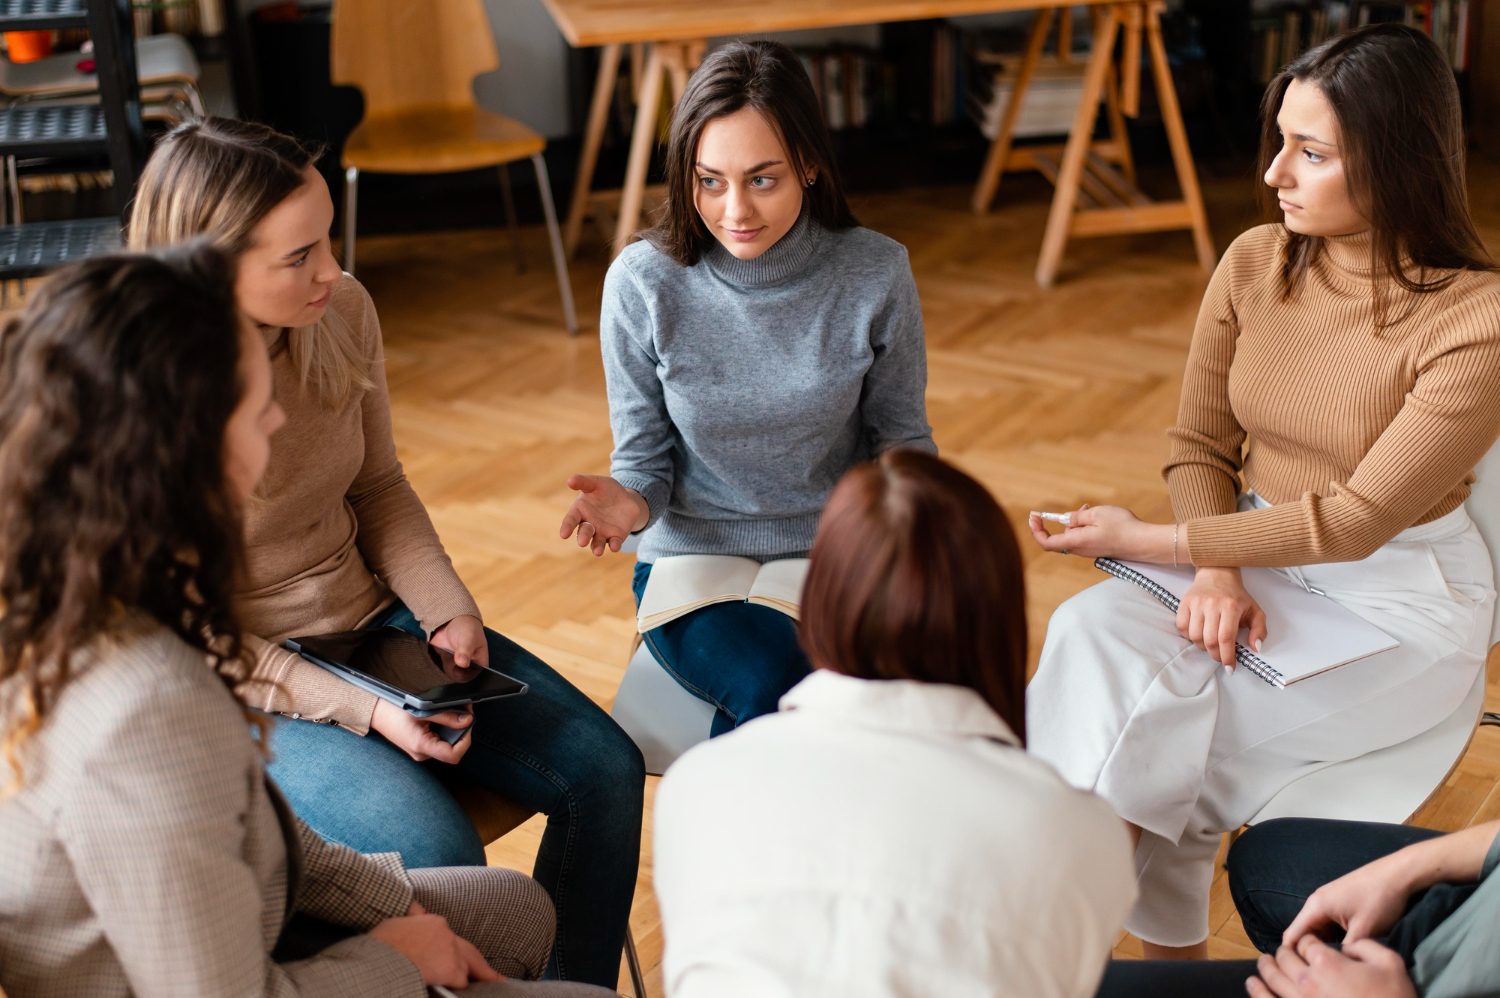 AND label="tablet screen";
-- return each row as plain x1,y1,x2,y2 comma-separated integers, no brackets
290,627,526,704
